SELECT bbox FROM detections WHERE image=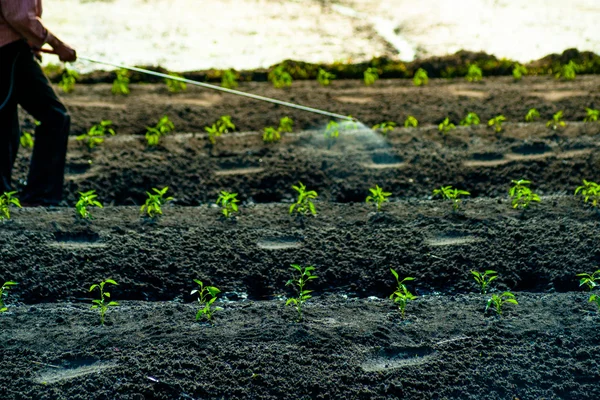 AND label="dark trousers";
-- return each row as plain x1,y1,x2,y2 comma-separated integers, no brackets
0,40,70,205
